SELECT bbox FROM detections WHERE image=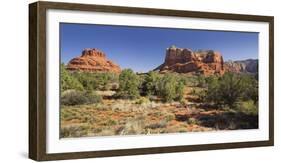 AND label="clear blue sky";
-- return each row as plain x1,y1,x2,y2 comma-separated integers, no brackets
60,23,258,73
